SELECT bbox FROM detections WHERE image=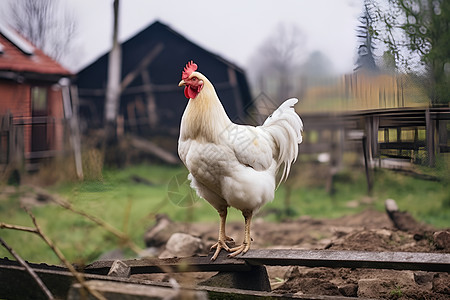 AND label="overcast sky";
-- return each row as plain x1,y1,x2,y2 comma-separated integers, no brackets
65,0,363,73
0,0,363,73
